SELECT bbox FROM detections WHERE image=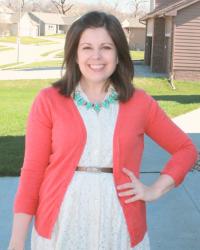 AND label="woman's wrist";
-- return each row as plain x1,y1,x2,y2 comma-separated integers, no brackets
150,174,175,199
